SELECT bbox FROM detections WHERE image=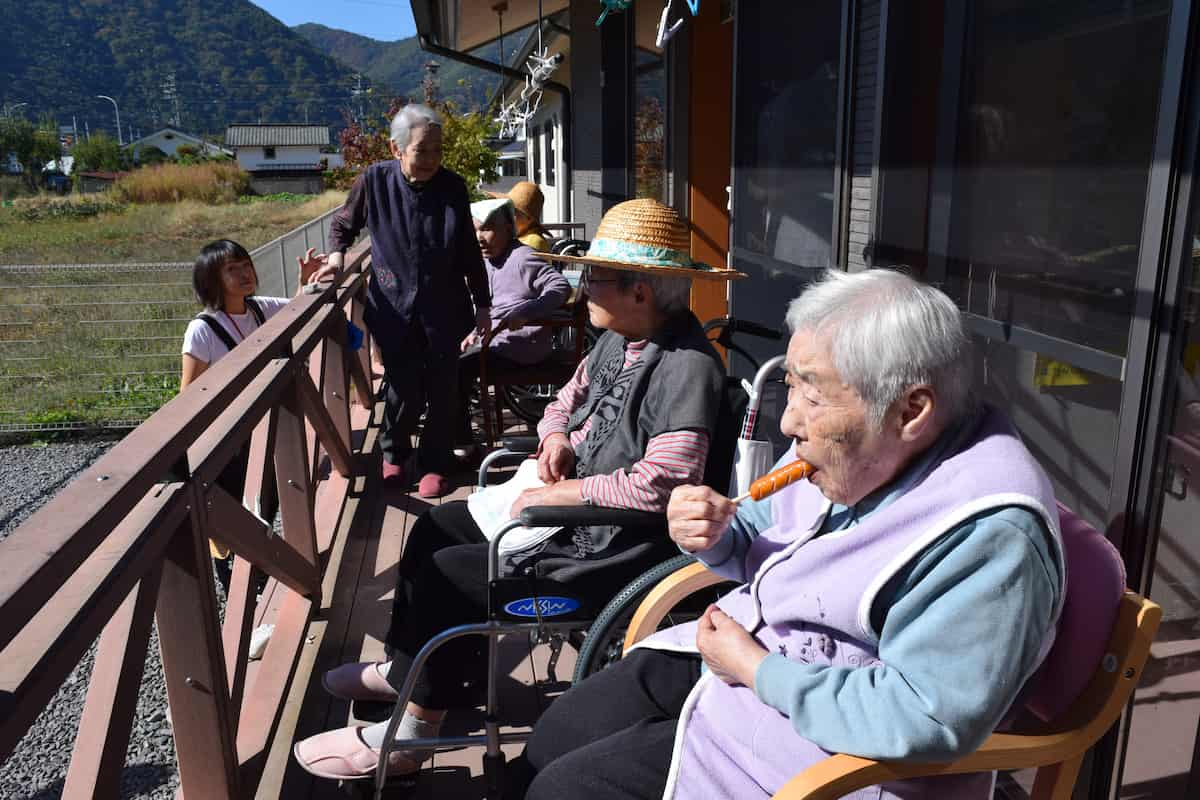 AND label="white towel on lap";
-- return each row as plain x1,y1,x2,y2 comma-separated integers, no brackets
467,459,563,556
